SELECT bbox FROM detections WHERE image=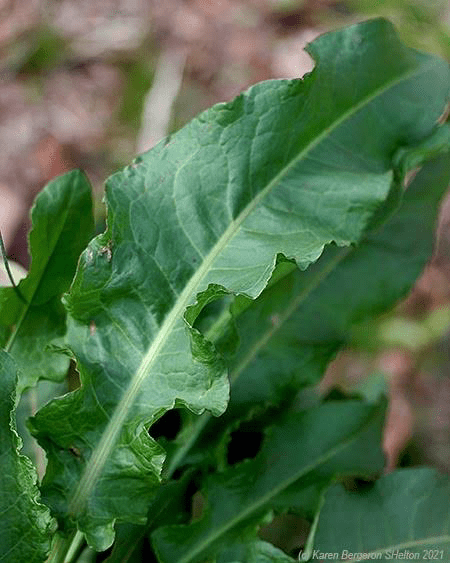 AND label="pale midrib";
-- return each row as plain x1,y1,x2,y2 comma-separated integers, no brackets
67,62,423,518
6,194,73,355
176,406,382,563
